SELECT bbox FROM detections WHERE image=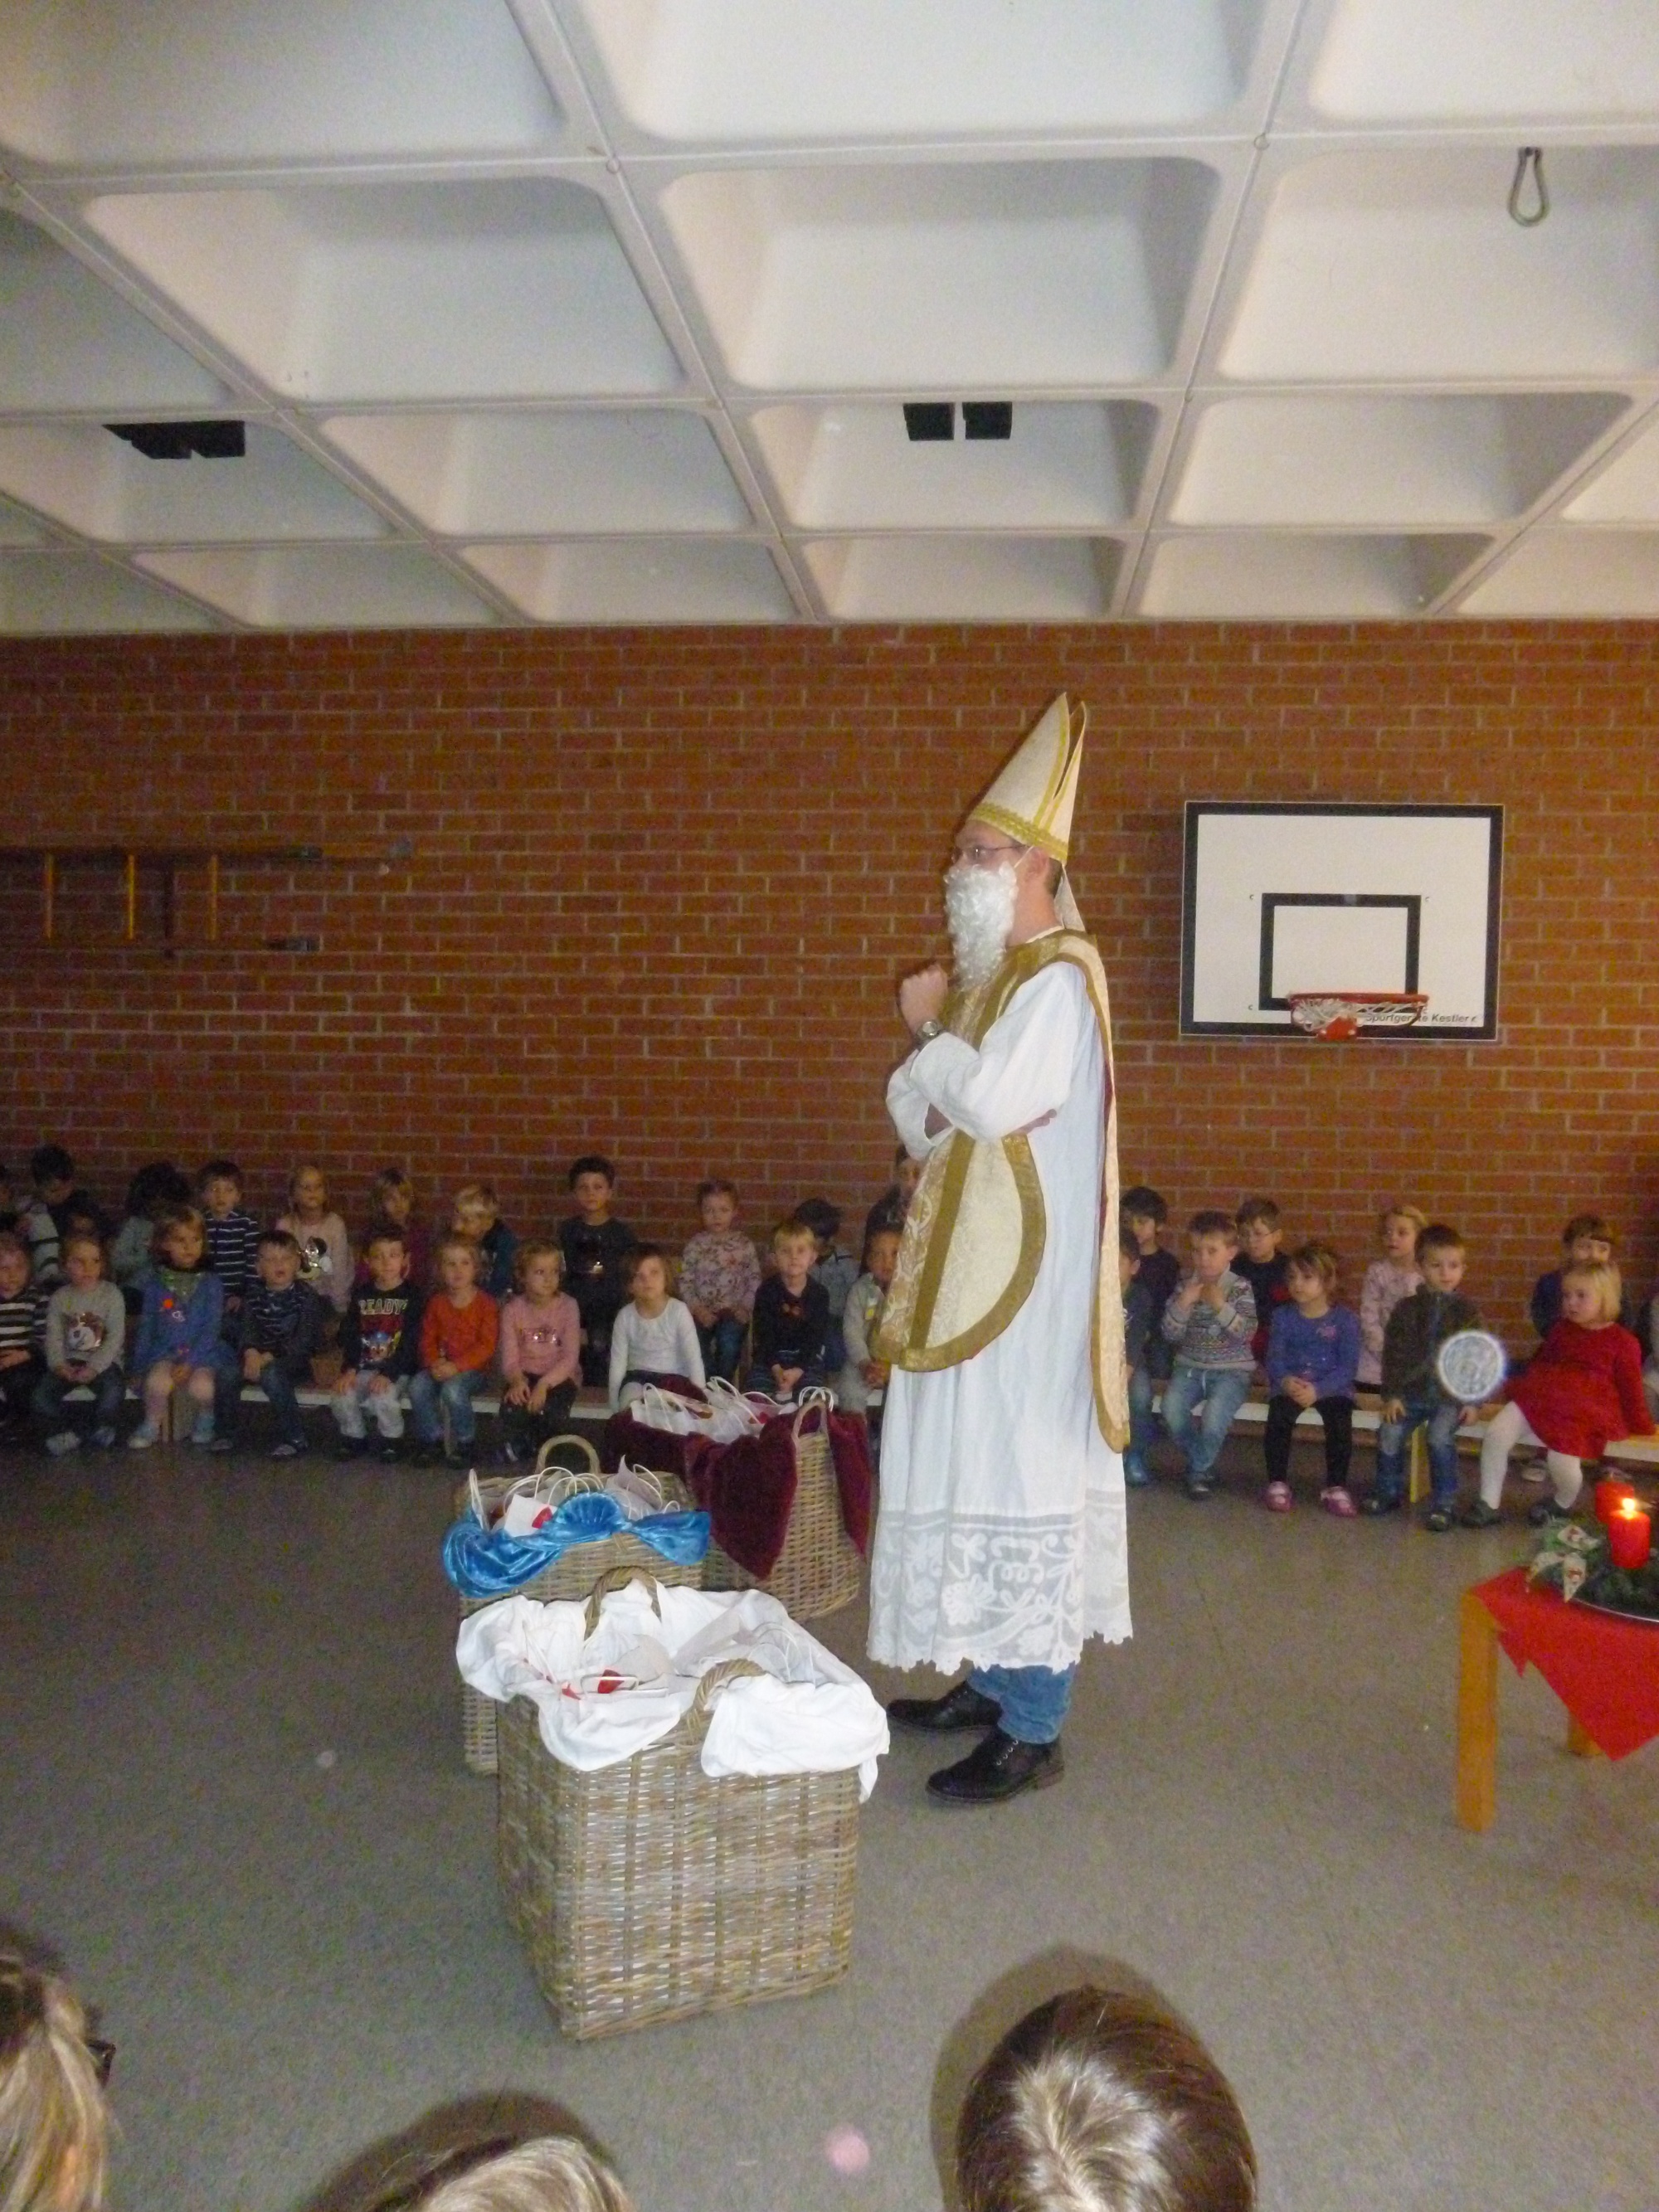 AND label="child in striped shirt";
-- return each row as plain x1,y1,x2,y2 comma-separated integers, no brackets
0,1232,46,1436
198,1157,260,1325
